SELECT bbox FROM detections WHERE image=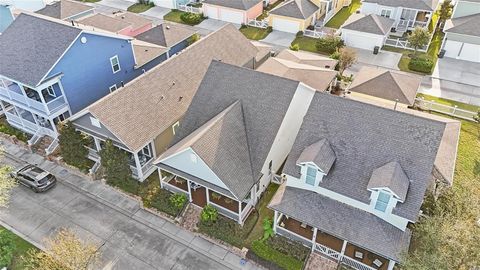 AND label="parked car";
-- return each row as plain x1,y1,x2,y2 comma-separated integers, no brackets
11,165,57,193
